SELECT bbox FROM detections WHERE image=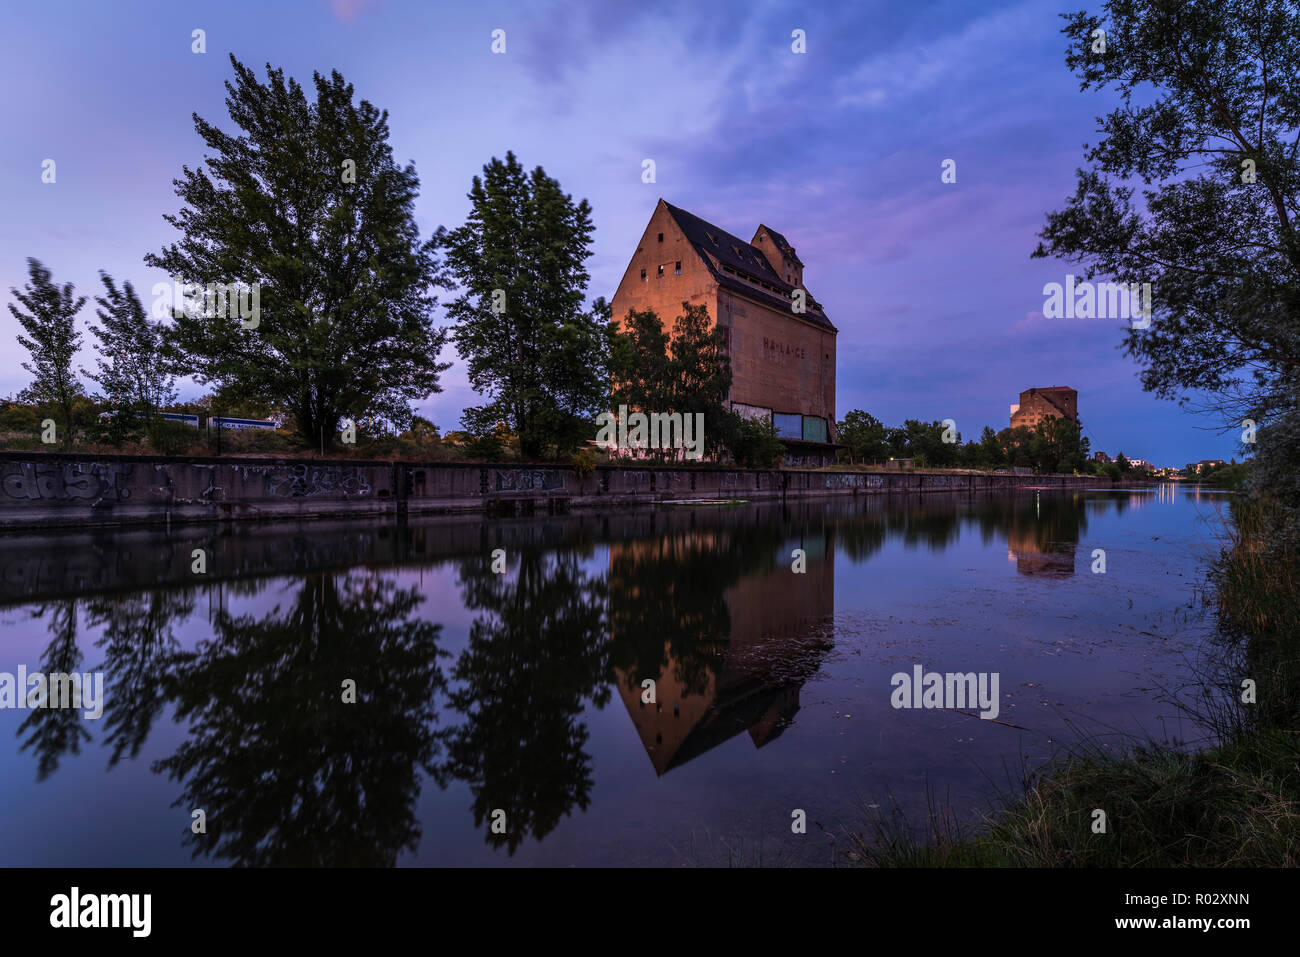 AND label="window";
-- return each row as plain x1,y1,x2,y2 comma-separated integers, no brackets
674,261,681,275
657,264,664,277
657,232,664,243
640,268,646,281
